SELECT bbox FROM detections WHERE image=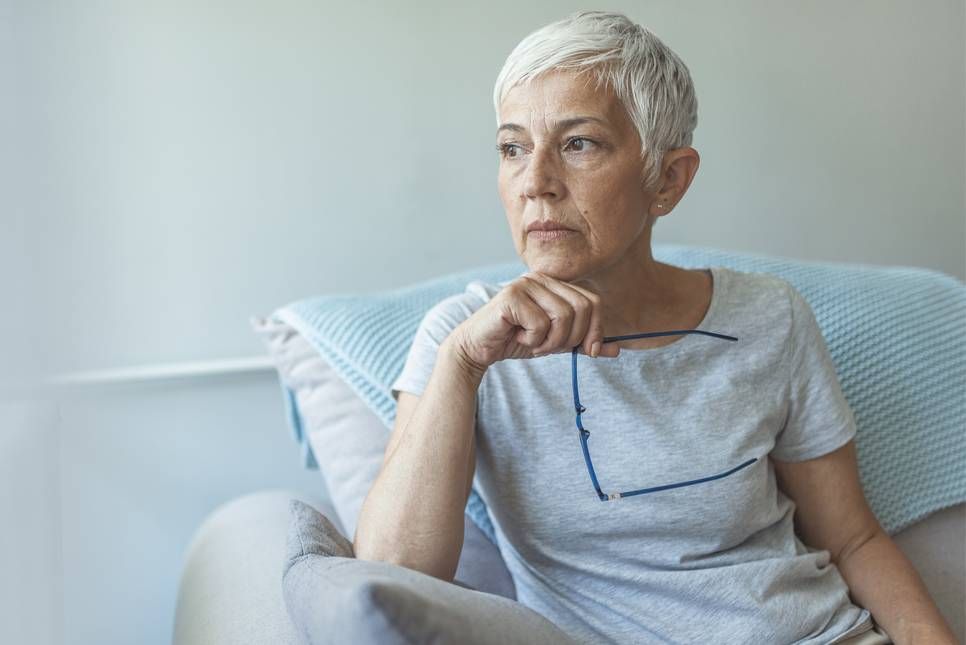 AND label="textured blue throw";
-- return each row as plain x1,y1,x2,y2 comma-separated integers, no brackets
270,243,965,544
